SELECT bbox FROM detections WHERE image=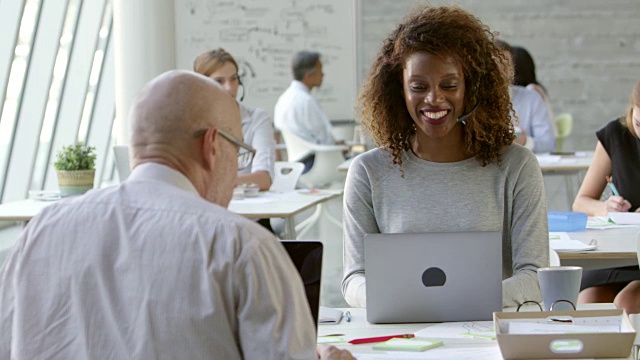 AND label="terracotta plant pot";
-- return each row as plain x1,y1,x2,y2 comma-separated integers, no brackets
56,169,95,197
